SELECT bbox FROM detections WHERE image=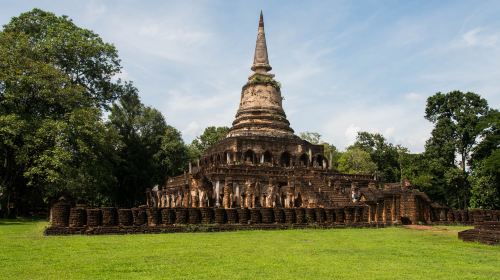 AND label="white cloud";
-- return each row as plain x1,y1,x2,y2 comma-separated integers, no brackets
182,121,201,140
344,124,360,145
405,92,424,102
320,102,432,153
462,28,499,47
384,127,395,138
83,0,106,23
